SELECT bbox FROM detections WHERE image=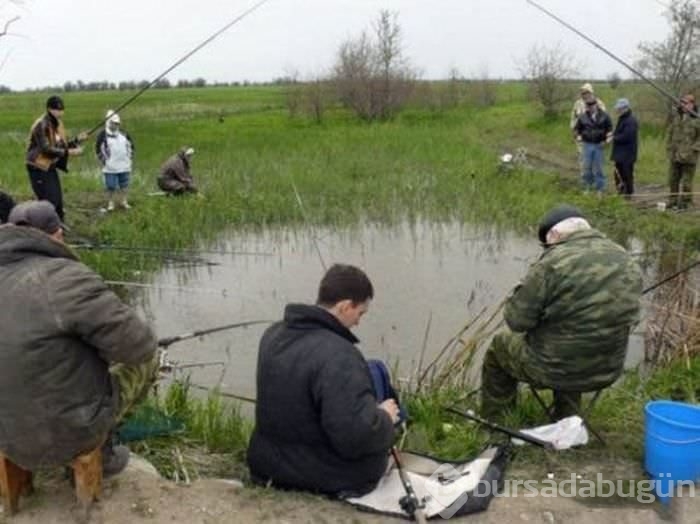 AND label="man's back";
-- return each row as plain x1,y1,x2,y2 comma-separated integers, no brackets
247,303,394,495
0,225,155,469
505,229,642,390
